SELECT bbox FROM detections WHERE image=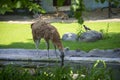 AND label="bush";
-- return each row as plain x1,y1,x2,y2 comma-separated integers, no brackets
0,0,45,15
0,60,112,80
